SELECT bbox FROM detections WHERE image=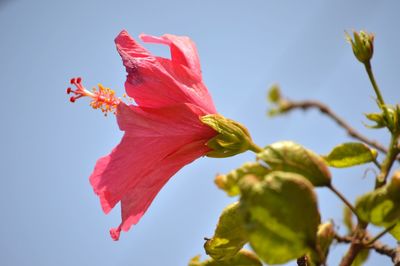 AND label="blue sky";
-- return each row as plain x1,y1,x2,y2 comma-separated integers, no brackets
0,0,399,265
